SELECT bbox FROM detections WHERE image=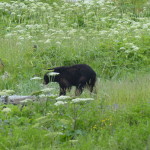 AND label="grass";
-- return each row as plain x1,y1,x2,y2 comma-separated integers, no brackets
0,0,150,149
0,74,150,149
